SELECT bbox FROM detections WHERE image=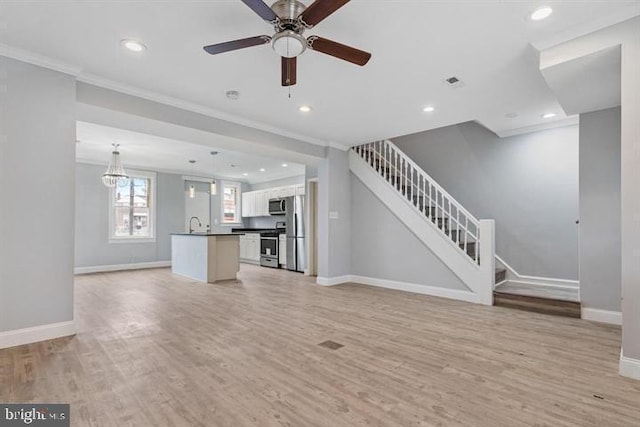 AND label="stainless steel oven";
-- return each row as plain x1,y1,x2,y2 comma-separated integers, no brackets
260,233,279,268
